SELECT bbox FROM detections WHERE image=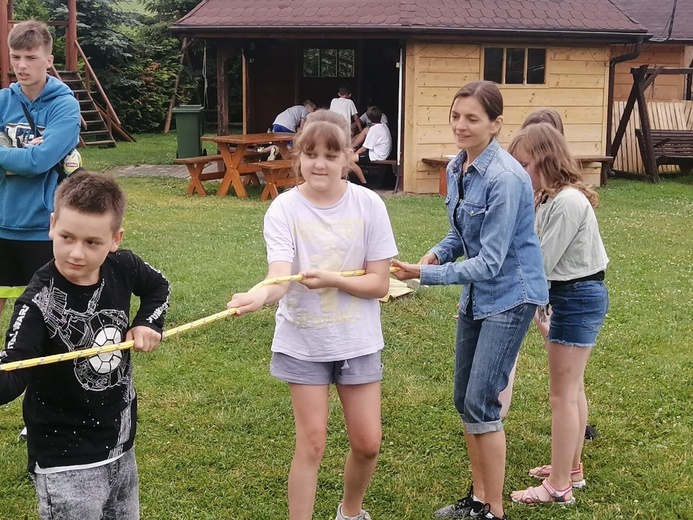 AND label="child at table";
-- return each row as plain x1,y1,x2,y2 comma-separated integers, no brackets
228,109,398,520
0,171,170,519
